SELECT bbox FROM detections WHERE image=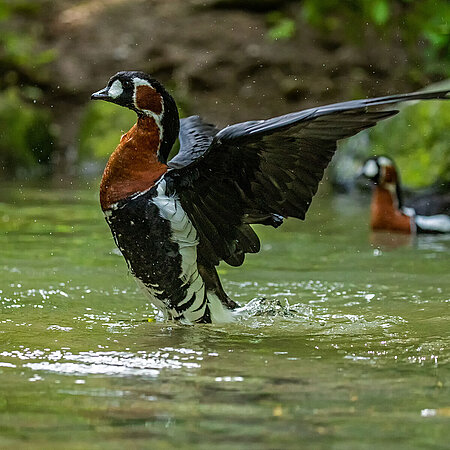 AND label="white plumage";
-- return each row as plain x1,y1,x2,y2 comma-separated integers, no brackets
152,180,233,323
